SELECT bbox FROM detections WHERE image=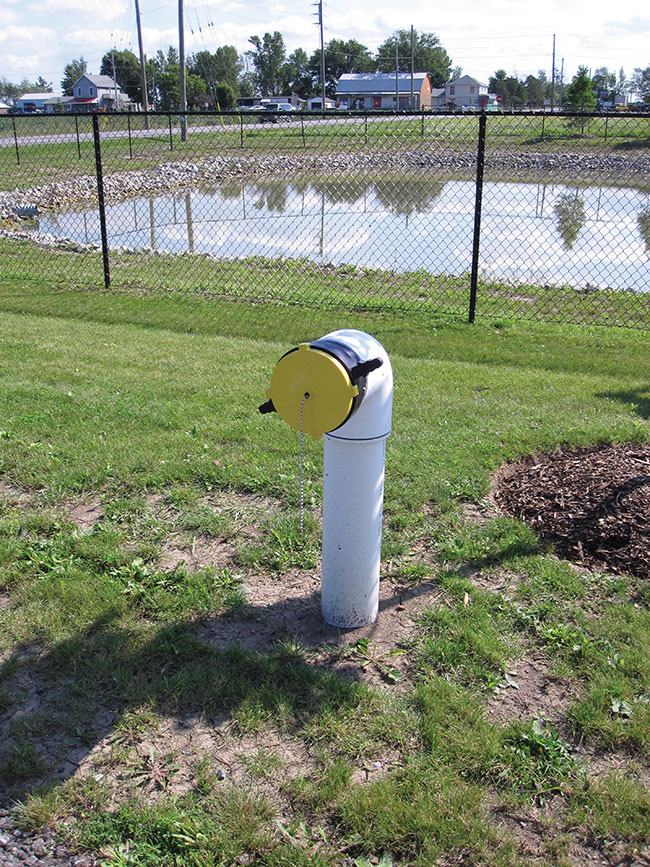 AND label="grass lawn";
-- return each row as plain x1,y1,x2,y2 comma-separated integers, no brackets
1,275,650,866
